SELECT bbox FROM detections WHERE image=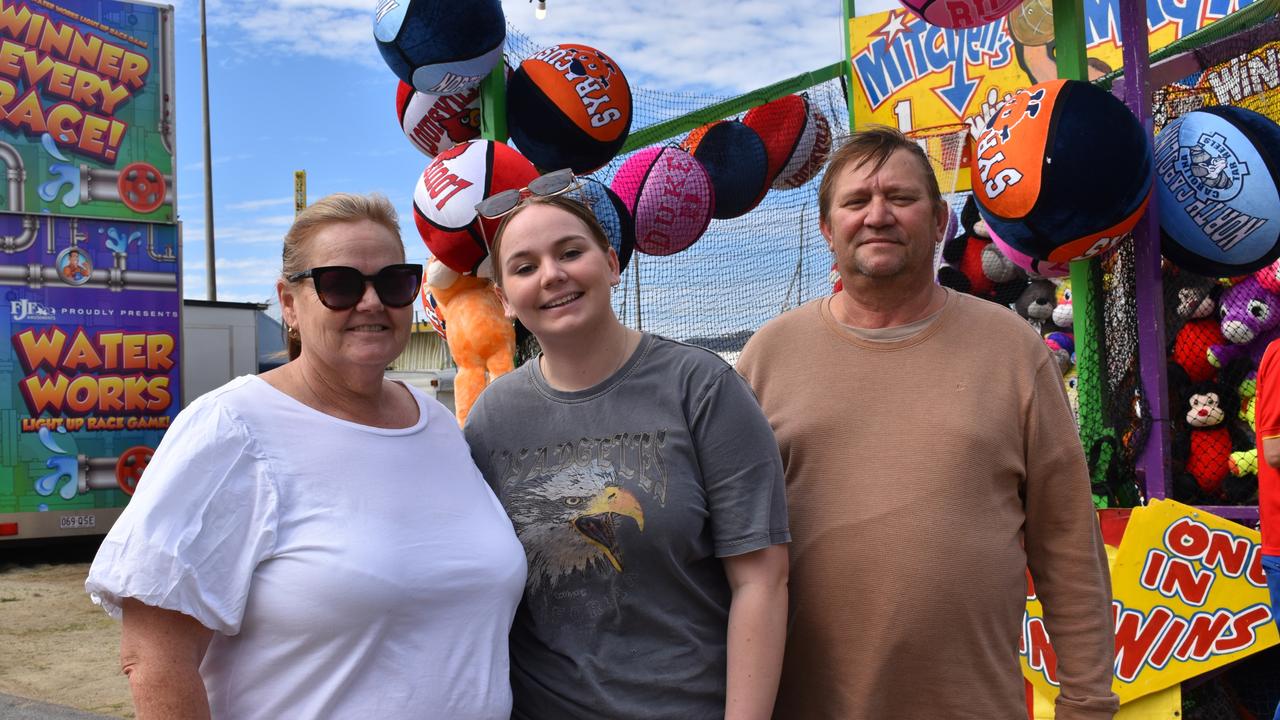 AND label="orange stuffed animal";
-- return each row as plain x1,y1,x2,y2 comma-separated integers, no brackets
425,258,515,425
